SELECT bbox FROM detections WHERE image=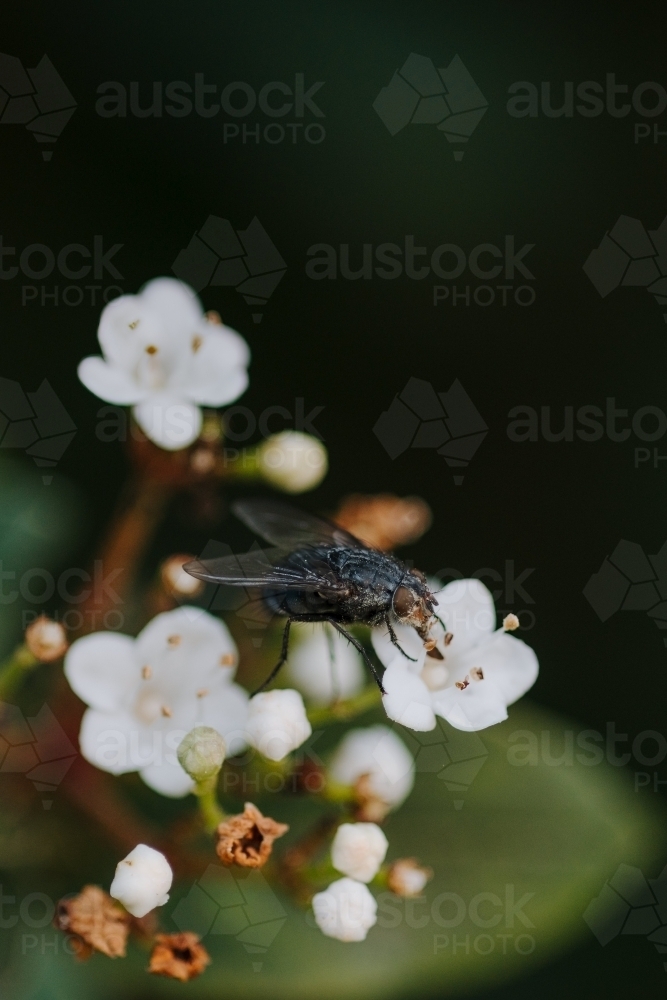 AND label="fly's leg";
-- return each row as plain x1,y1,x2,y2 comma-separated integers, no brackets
324,623,341,703
385,617,418,662
325,619,386,695
252,618,293,695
